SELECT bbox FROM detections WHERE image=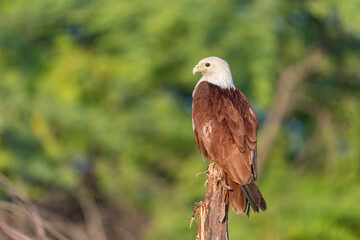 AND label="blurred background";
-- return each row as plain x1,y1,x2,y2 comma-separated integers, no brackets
0,0,360,239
